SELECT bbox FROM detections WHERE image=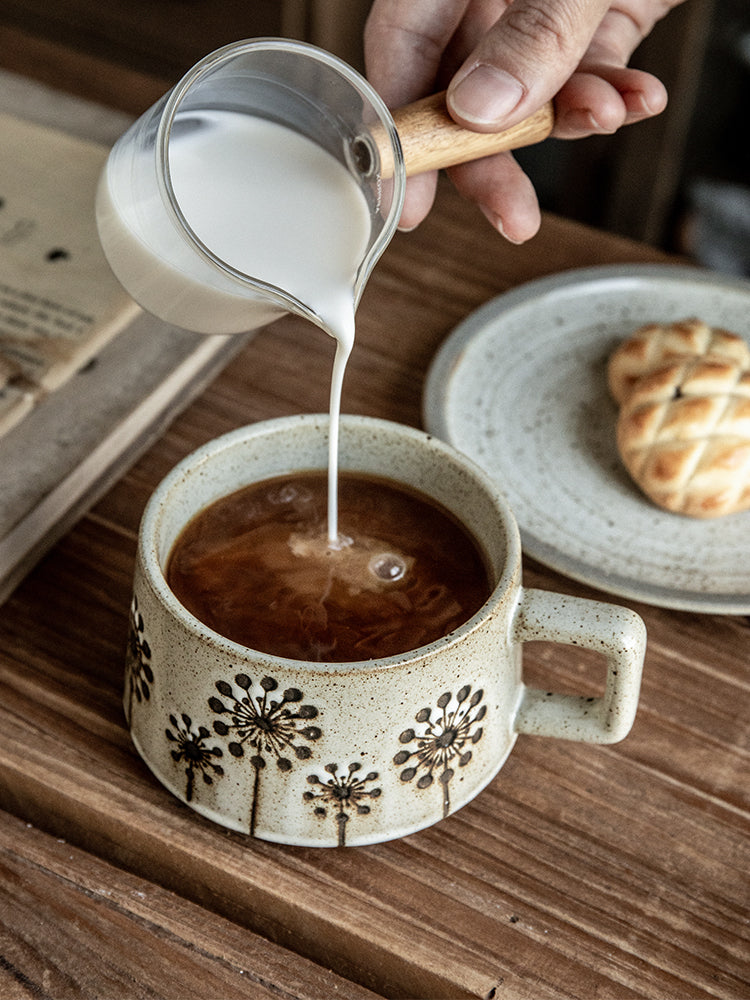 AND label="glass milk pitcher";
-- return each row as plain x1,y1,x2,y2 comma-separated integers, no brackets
95,38,405,335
